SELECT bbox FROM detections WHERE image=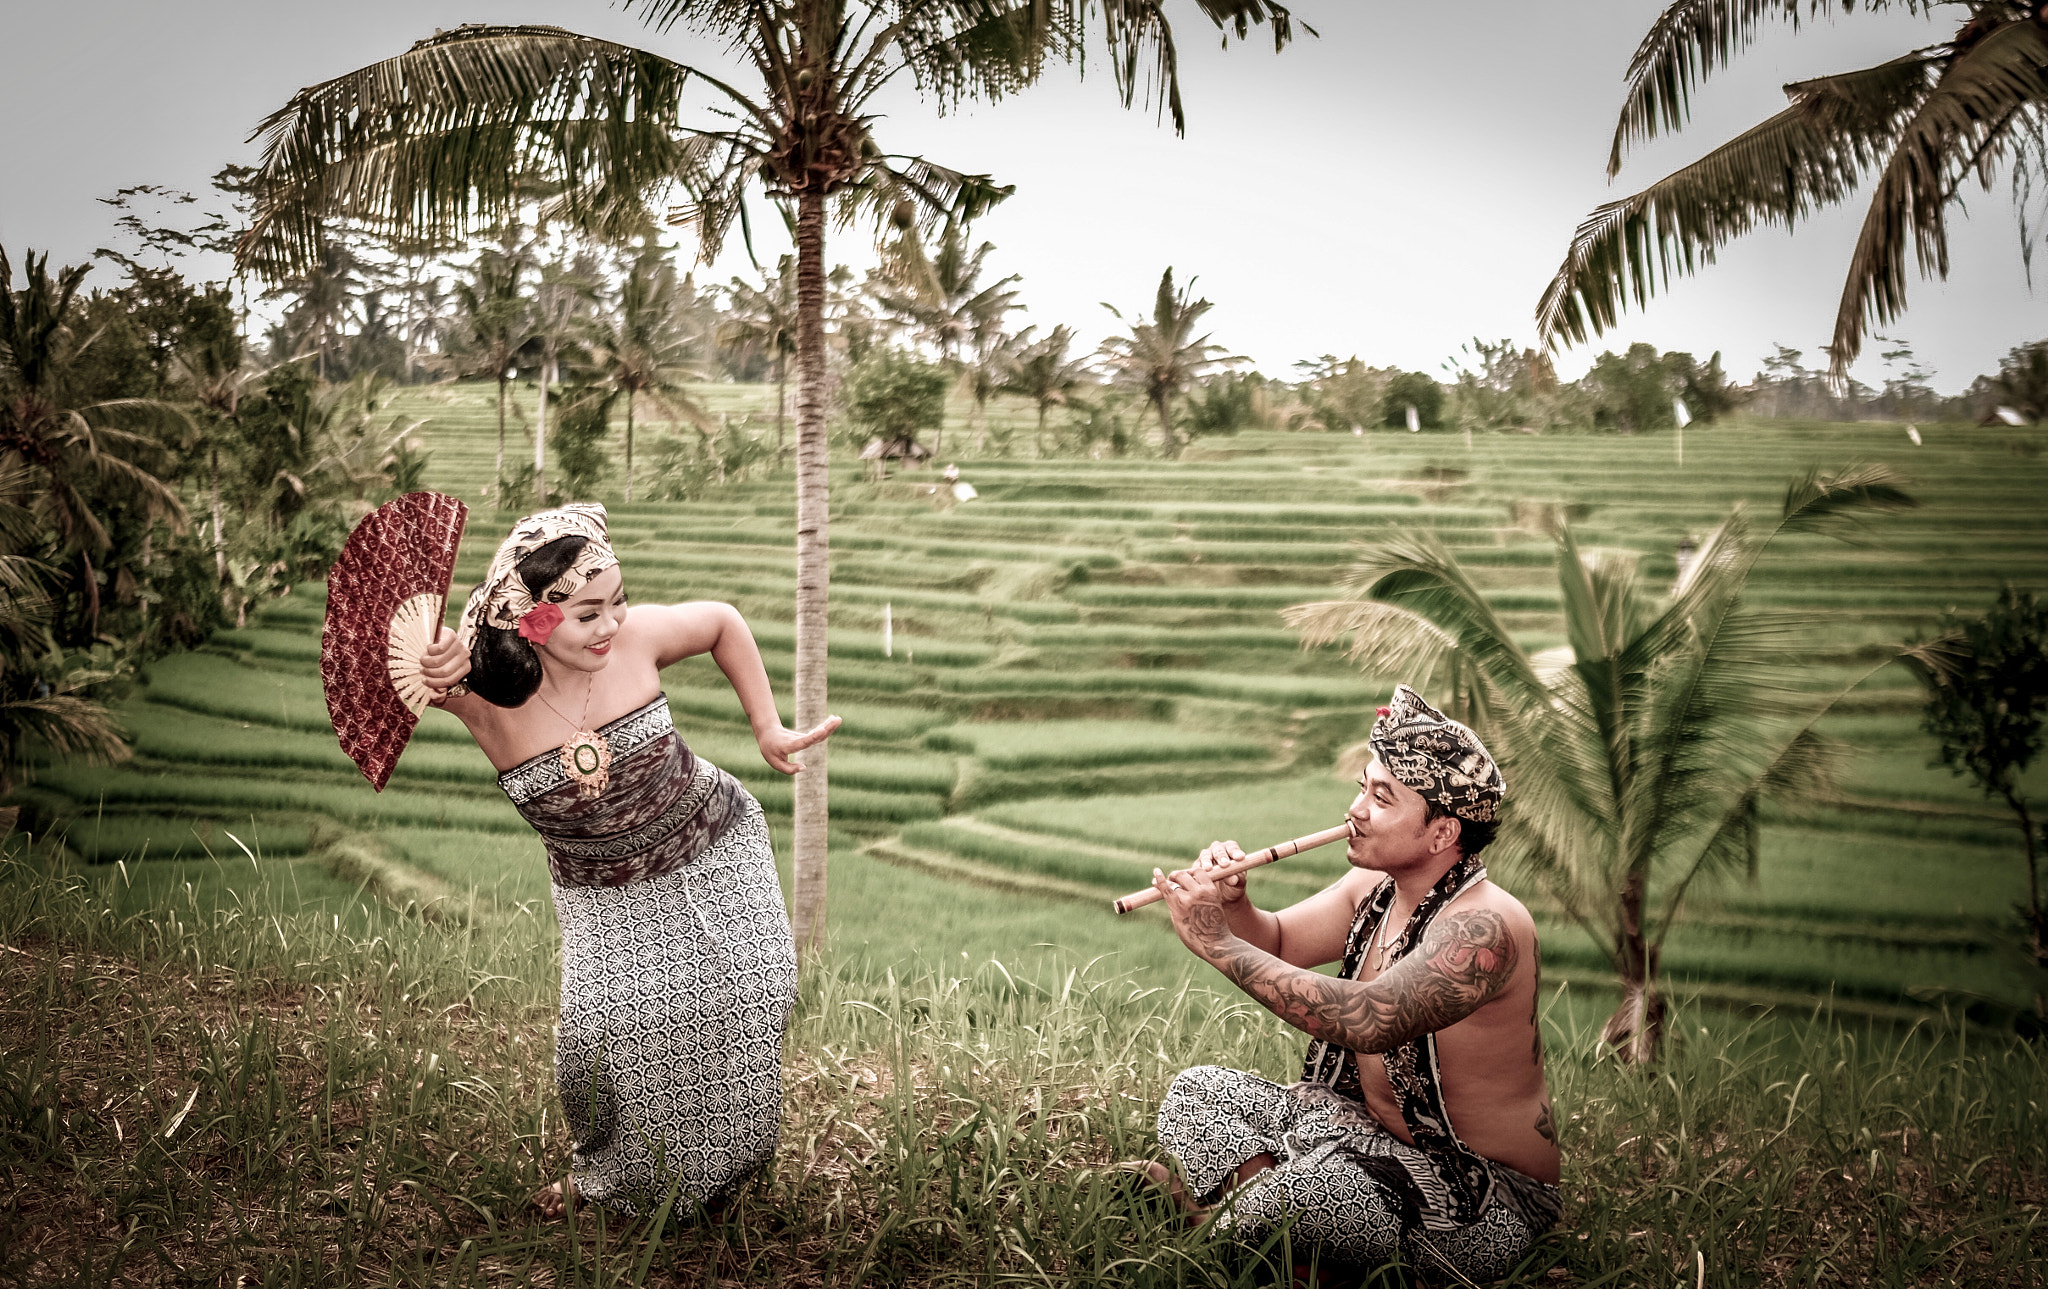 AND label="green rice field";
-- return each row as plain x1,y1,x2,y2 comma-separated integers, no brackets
12,382,2048,1019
